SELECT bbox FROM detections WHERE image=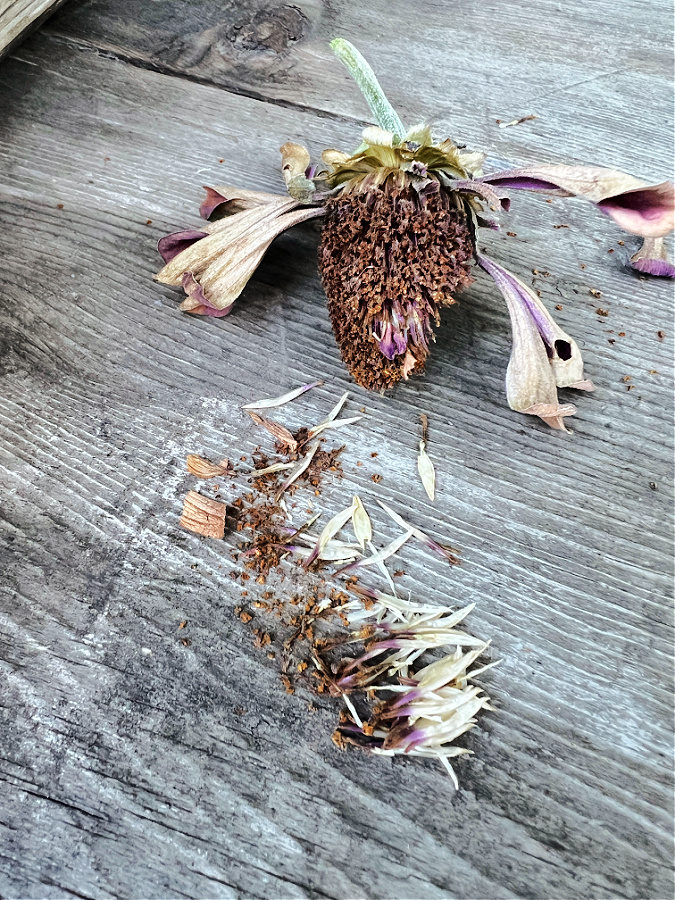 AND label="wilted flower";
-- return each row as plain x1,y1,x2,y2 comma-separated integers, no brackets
157,38,674,429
